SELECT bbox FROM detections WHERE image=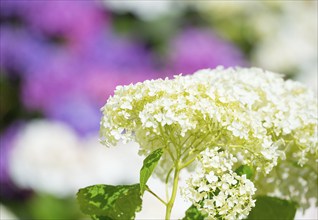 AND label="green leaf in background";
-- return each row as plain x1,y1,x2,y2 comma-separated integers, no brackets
235,165,254,179
246,196,297,220
182,205,207,220
28,194,82,219
3,193,83,220
91,215,112,220
77,184,142,220
140,148,163,194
